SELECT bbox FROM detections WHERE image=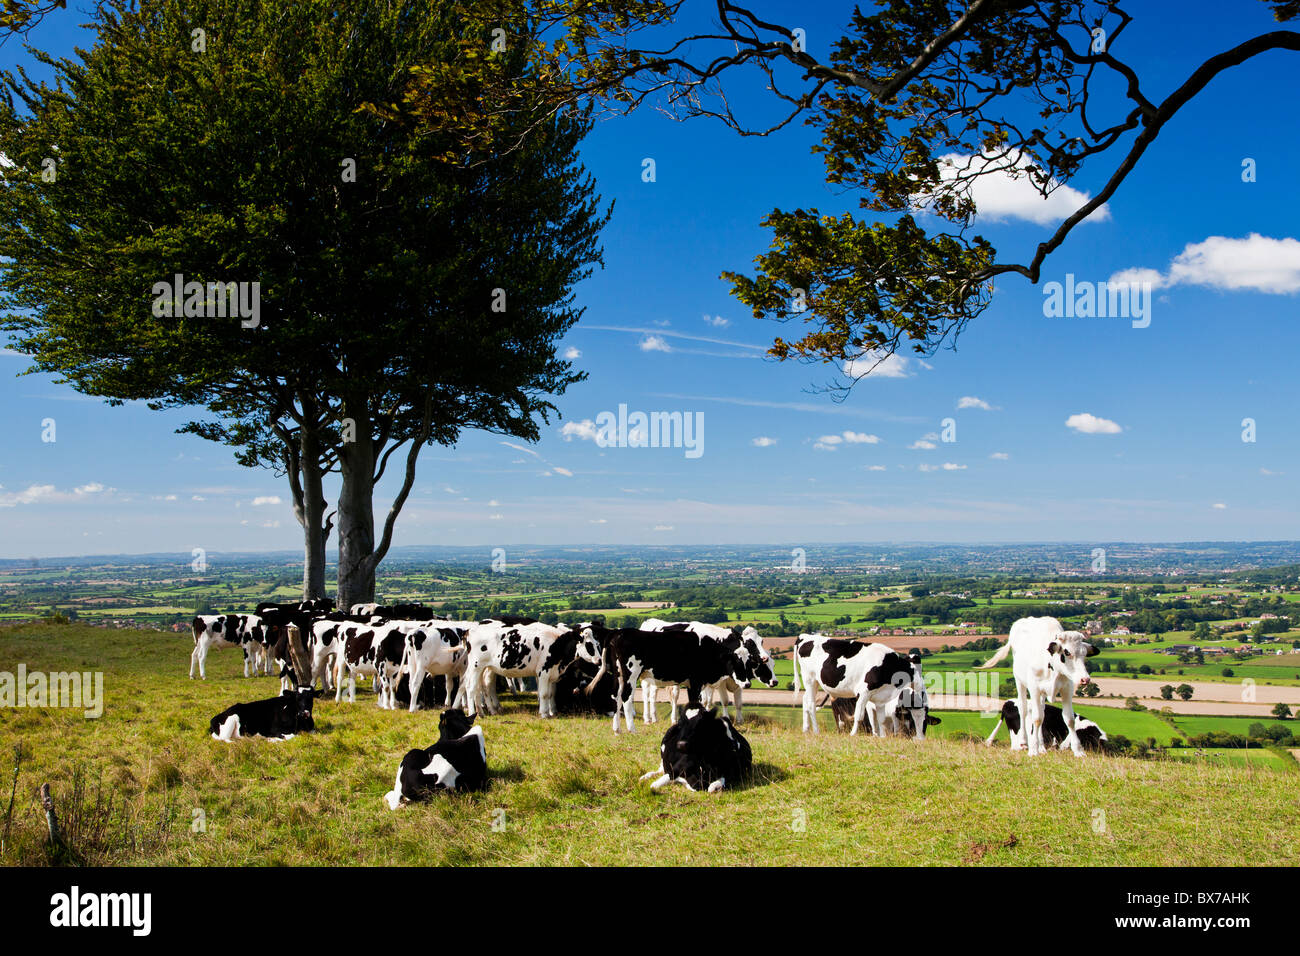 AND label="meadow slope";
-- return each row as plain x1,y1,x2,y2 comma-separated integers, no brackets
1,623,1297,866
